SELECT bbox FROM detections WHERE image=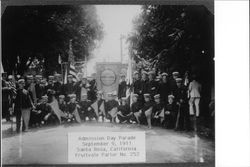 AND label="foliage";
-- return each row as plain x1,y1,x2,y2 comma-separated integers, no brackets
128,5,214,80
128,5,214,122
2,5,103,76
